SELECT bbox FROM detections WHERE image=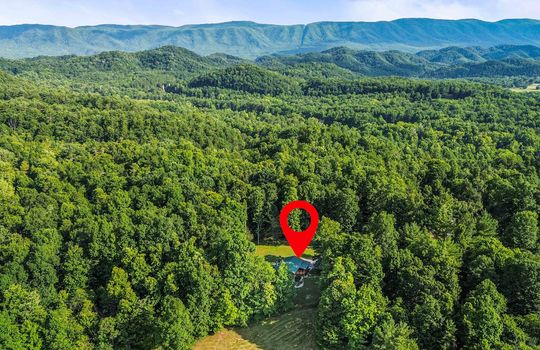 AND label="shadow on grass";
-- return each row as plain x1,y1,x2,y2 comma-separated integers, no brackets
264,254,282,264
263,253,315,264
294,276,321,308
